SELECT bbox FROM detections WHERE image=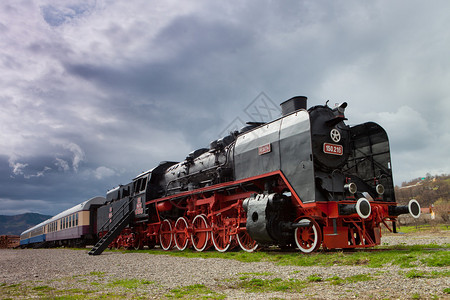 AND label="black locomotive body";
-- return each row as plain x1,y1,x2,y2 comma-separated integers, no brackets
88,96,420,255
